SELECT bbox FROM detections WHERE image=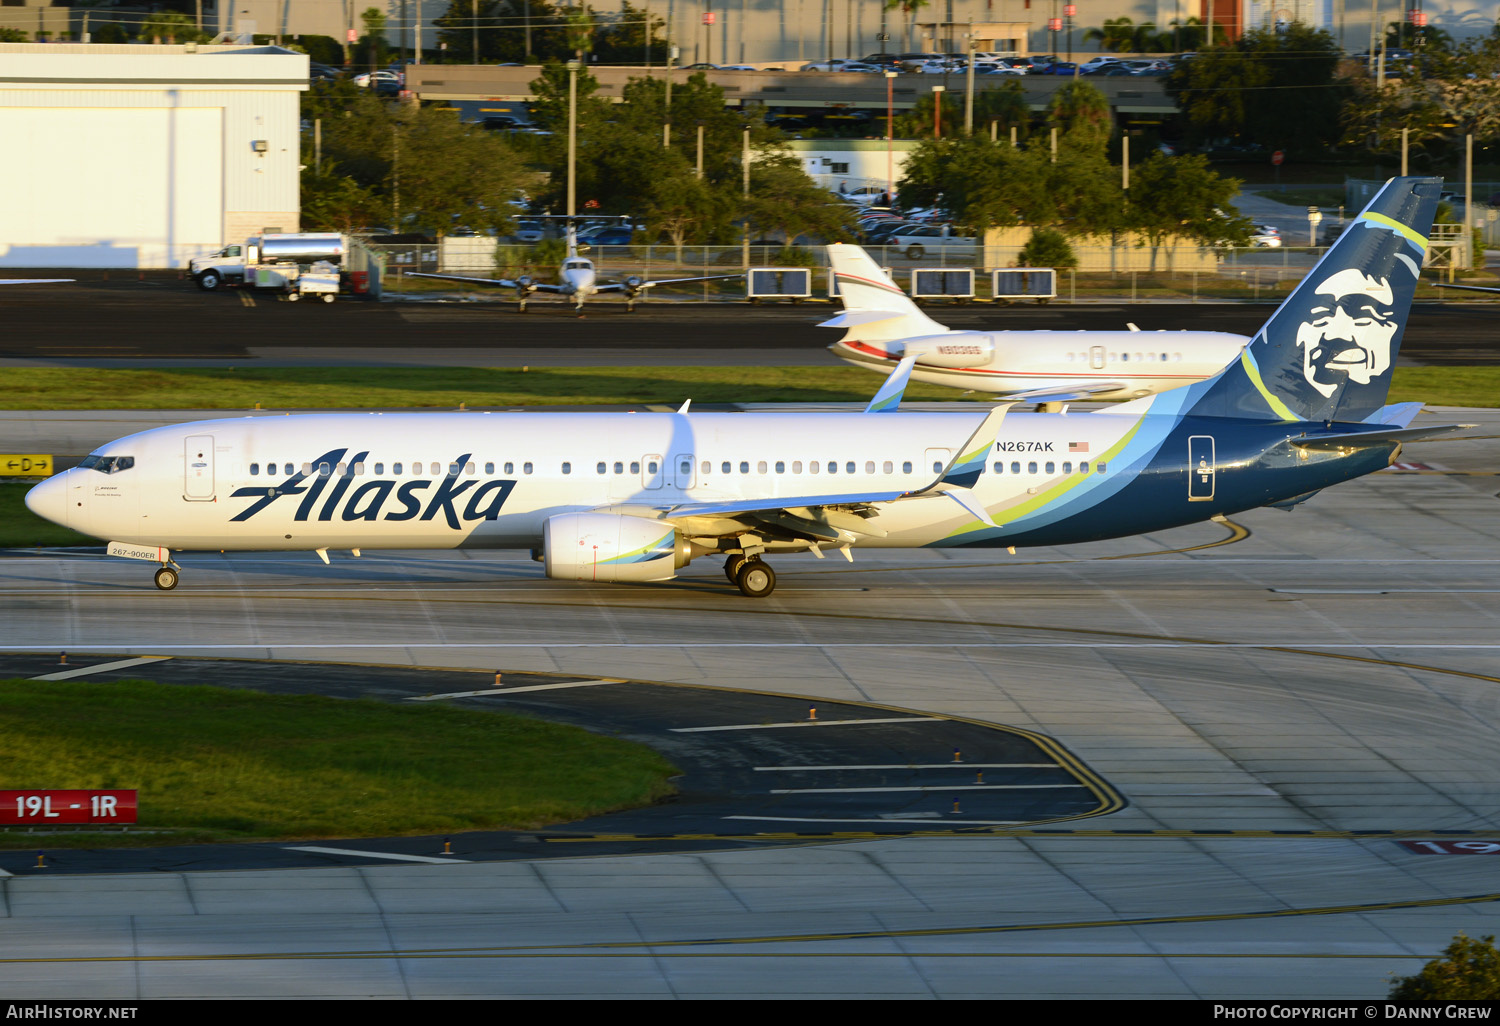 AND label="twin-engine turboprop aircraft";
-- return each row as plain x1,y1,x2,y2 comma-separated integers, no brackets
27,179,1467,597
408,226,739,313
823,243,1250,402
